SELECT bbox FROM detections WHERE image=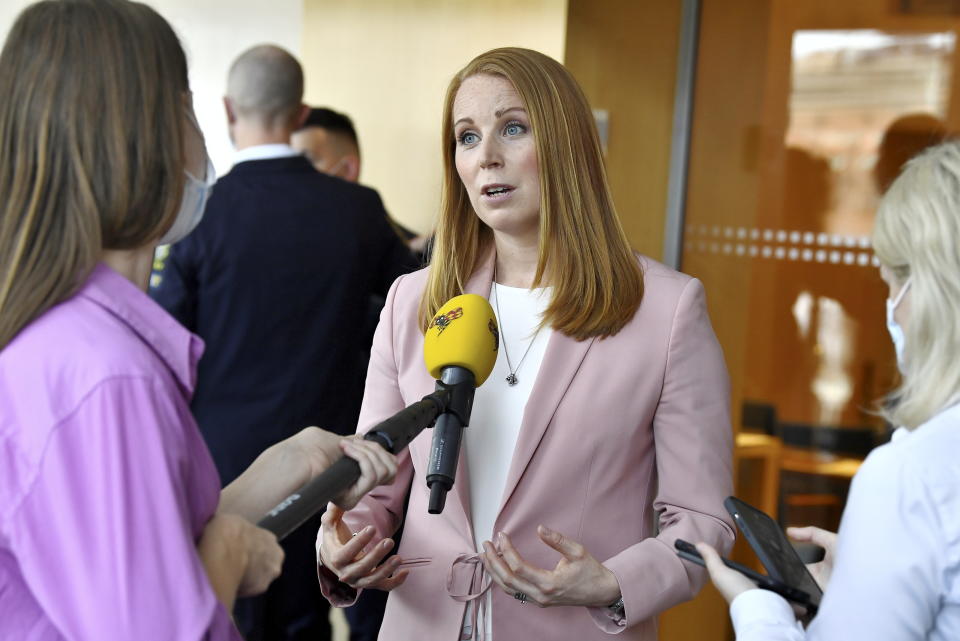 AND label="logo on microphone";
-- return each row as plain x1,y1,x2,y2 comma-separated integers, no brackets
266,493,301,517
430,307,464,334
488,319,500,351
